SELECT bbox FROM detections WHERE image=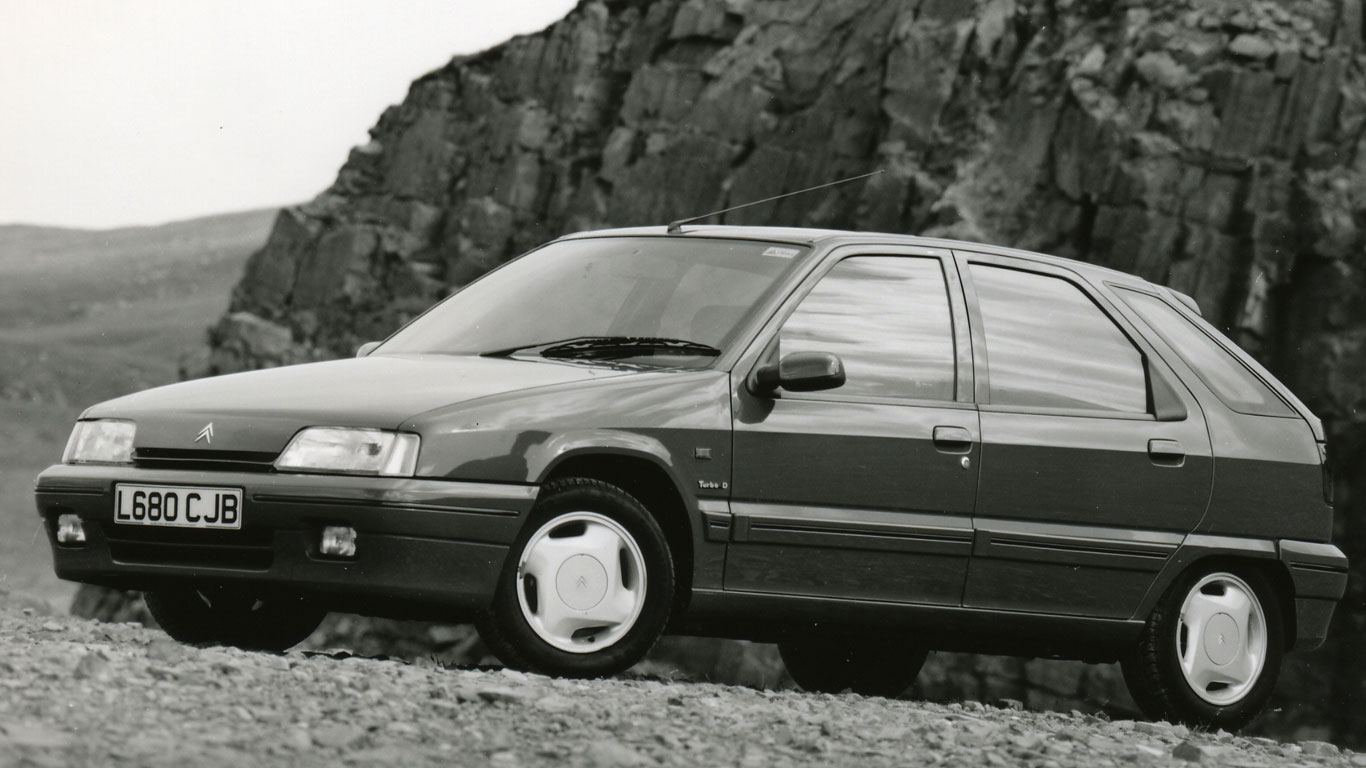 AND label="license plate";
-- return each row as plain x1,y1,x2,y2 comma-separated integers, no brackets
114,484,243,530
